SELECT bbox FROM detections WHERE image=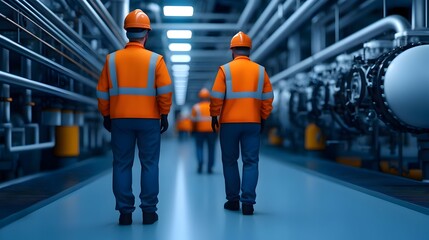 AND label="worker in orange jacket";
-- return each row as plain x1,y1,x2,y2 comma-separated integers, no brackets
176,114,192,140
191,88,217,174
210,31,273,215
96,9,172,225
